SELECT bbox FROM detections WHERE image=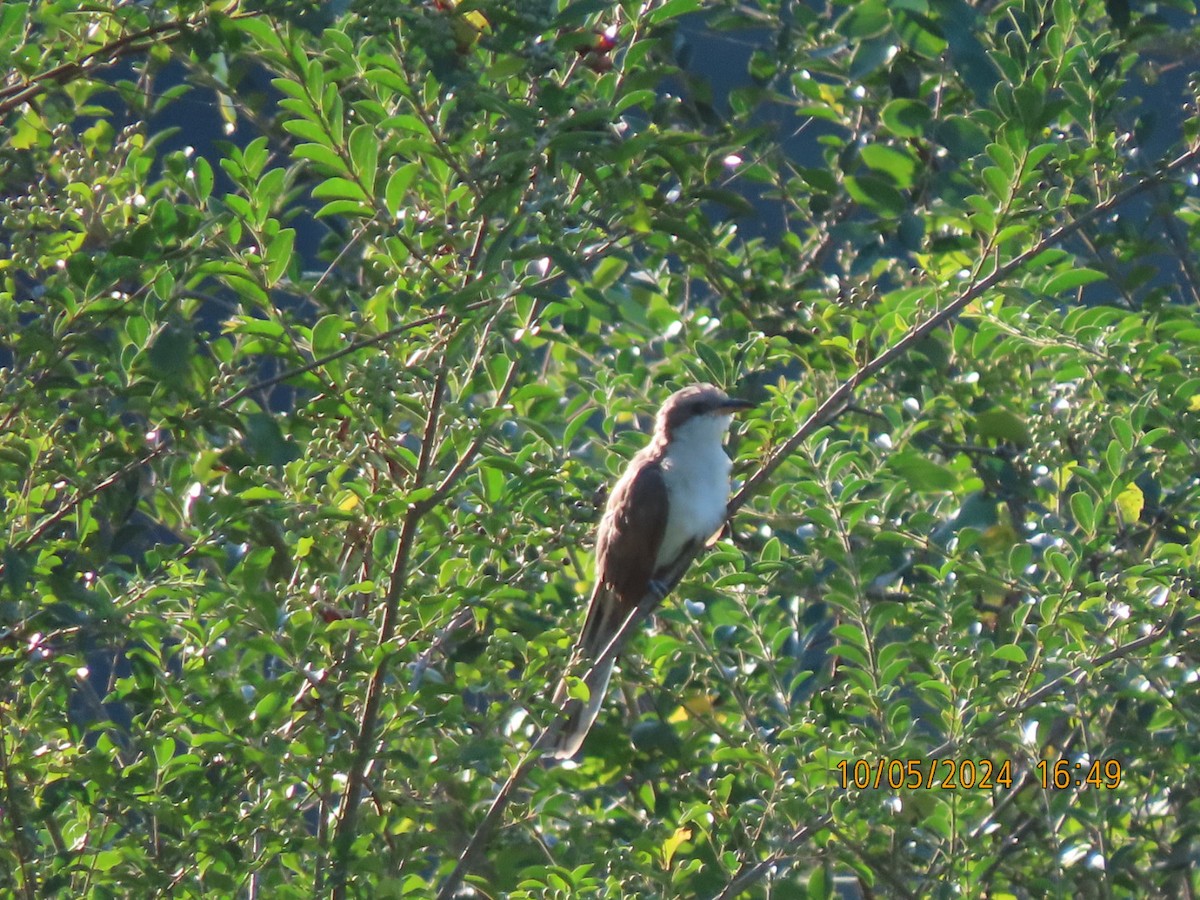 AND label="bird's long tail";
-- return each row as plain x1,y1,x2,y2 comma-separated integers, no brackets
548,583,630,759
